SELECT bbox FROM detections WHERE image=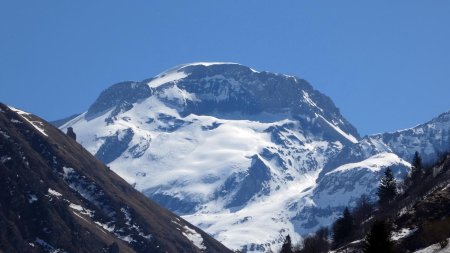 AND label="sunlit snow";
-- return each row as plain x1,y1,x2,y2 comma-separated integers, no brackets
9,106,48,137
